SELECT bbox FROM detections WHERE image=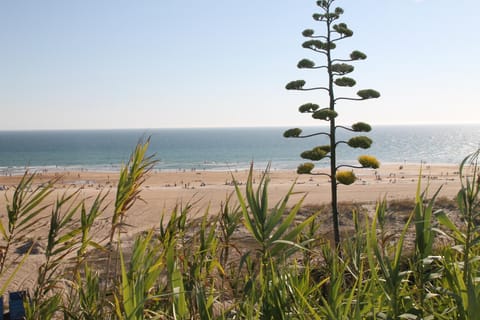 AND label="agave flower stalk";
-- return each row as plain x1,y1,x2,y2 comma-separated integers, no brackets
284,0,380,246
